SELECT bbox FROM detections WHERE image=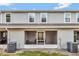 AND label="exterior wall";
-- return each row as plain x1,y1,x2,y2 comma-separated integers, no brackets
11,13,28,23
0,11,78,49
48,13,64,23
0,28,75,49
71,13,76,23
1,13,42,23
35,13,40,23
0,12,77,23
1,13,6,23
0,13,1,23
57,29,74,49
8,29,24,49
